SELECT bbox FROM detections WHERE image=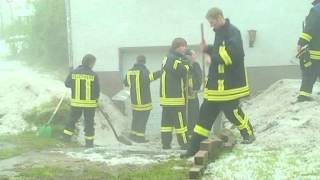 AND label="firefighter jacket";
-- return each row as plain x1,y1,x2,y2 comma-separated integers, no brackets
124,63,161,111
188,62,202,99
160,49,190,106
65,65,100,108
298,3,320,67
204,18,249,101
